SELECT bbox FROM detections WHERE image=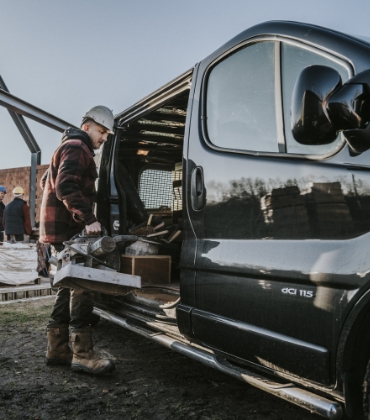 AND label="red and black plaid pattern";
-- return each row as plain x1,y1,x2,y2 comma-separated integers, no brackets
39,135,98,244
